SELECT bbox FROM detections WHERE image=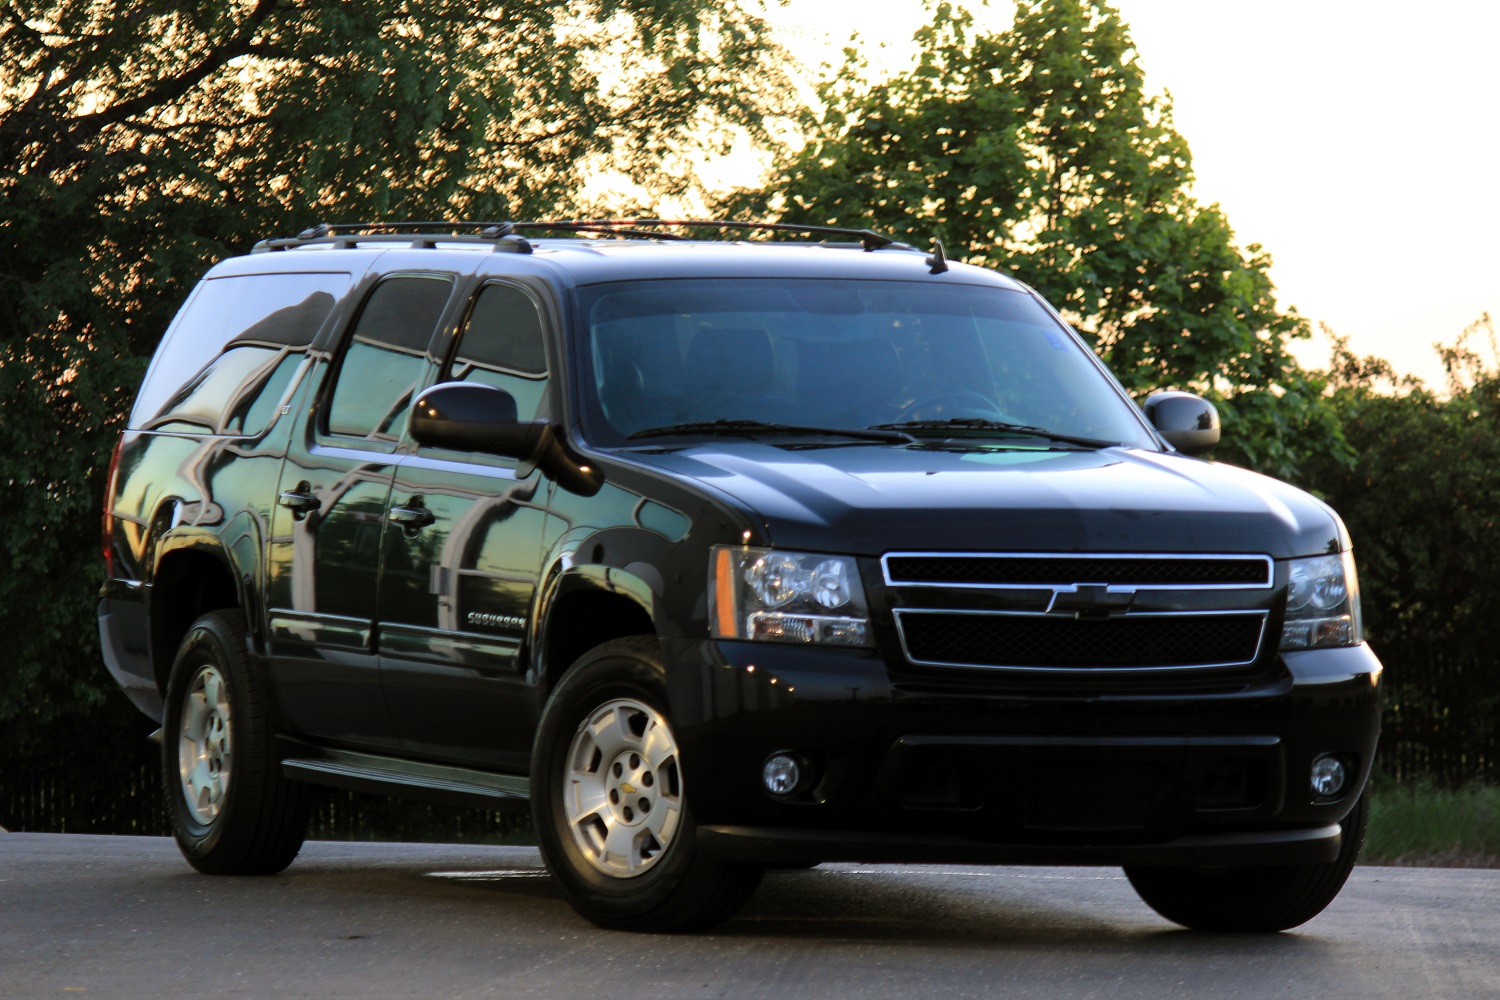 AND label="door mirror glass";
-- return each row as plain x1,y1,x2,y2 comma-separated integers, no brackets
1144,391,1221,455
